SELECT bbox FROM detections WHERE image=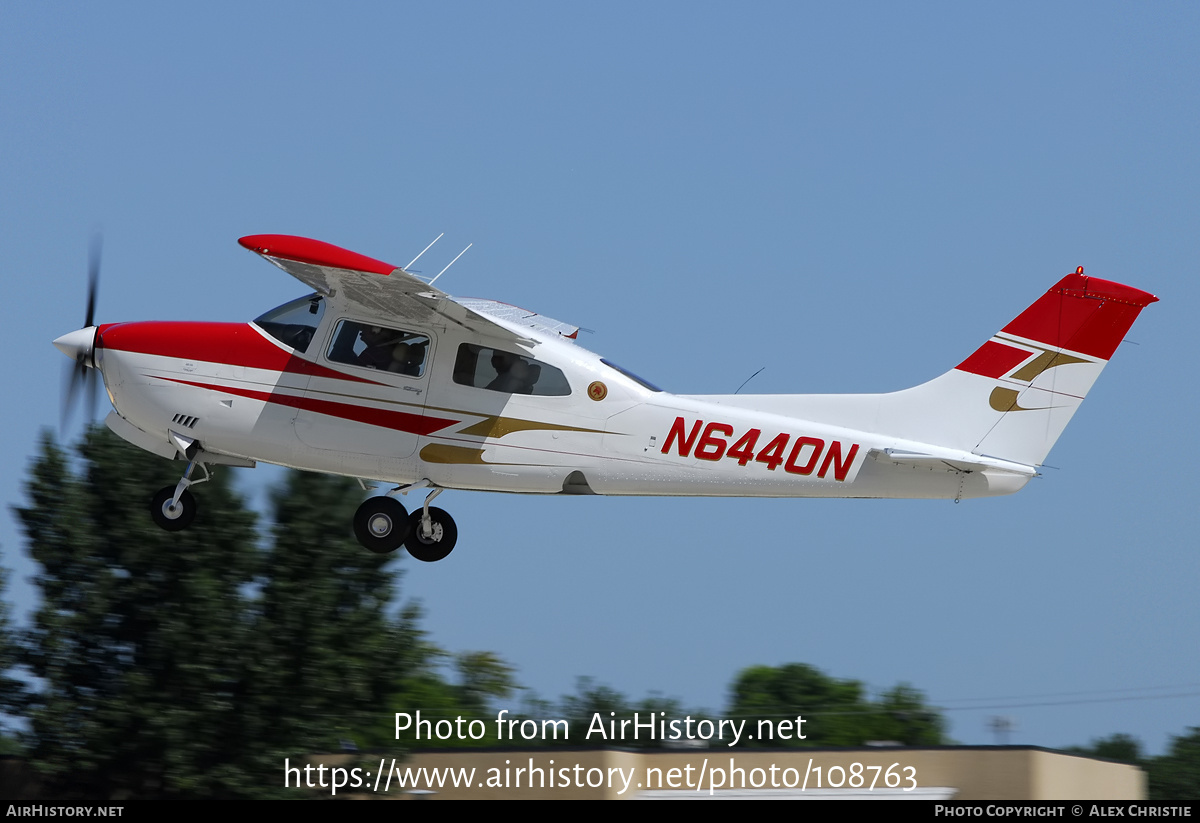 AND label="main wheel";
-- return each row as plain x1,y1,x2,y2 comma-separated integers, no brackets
353,497,410,554
404,507,457,562
151,486,196,531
